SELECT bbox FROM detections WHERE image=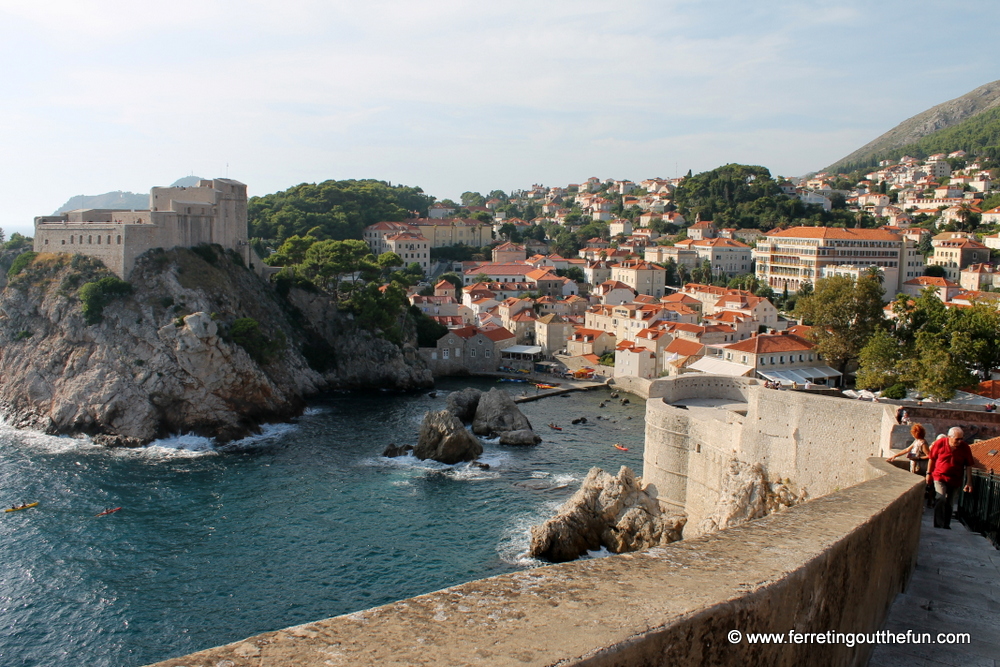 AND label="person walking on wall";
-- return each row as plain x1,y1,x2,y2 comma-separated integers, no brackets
926,427,975,529
887,423,929,474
